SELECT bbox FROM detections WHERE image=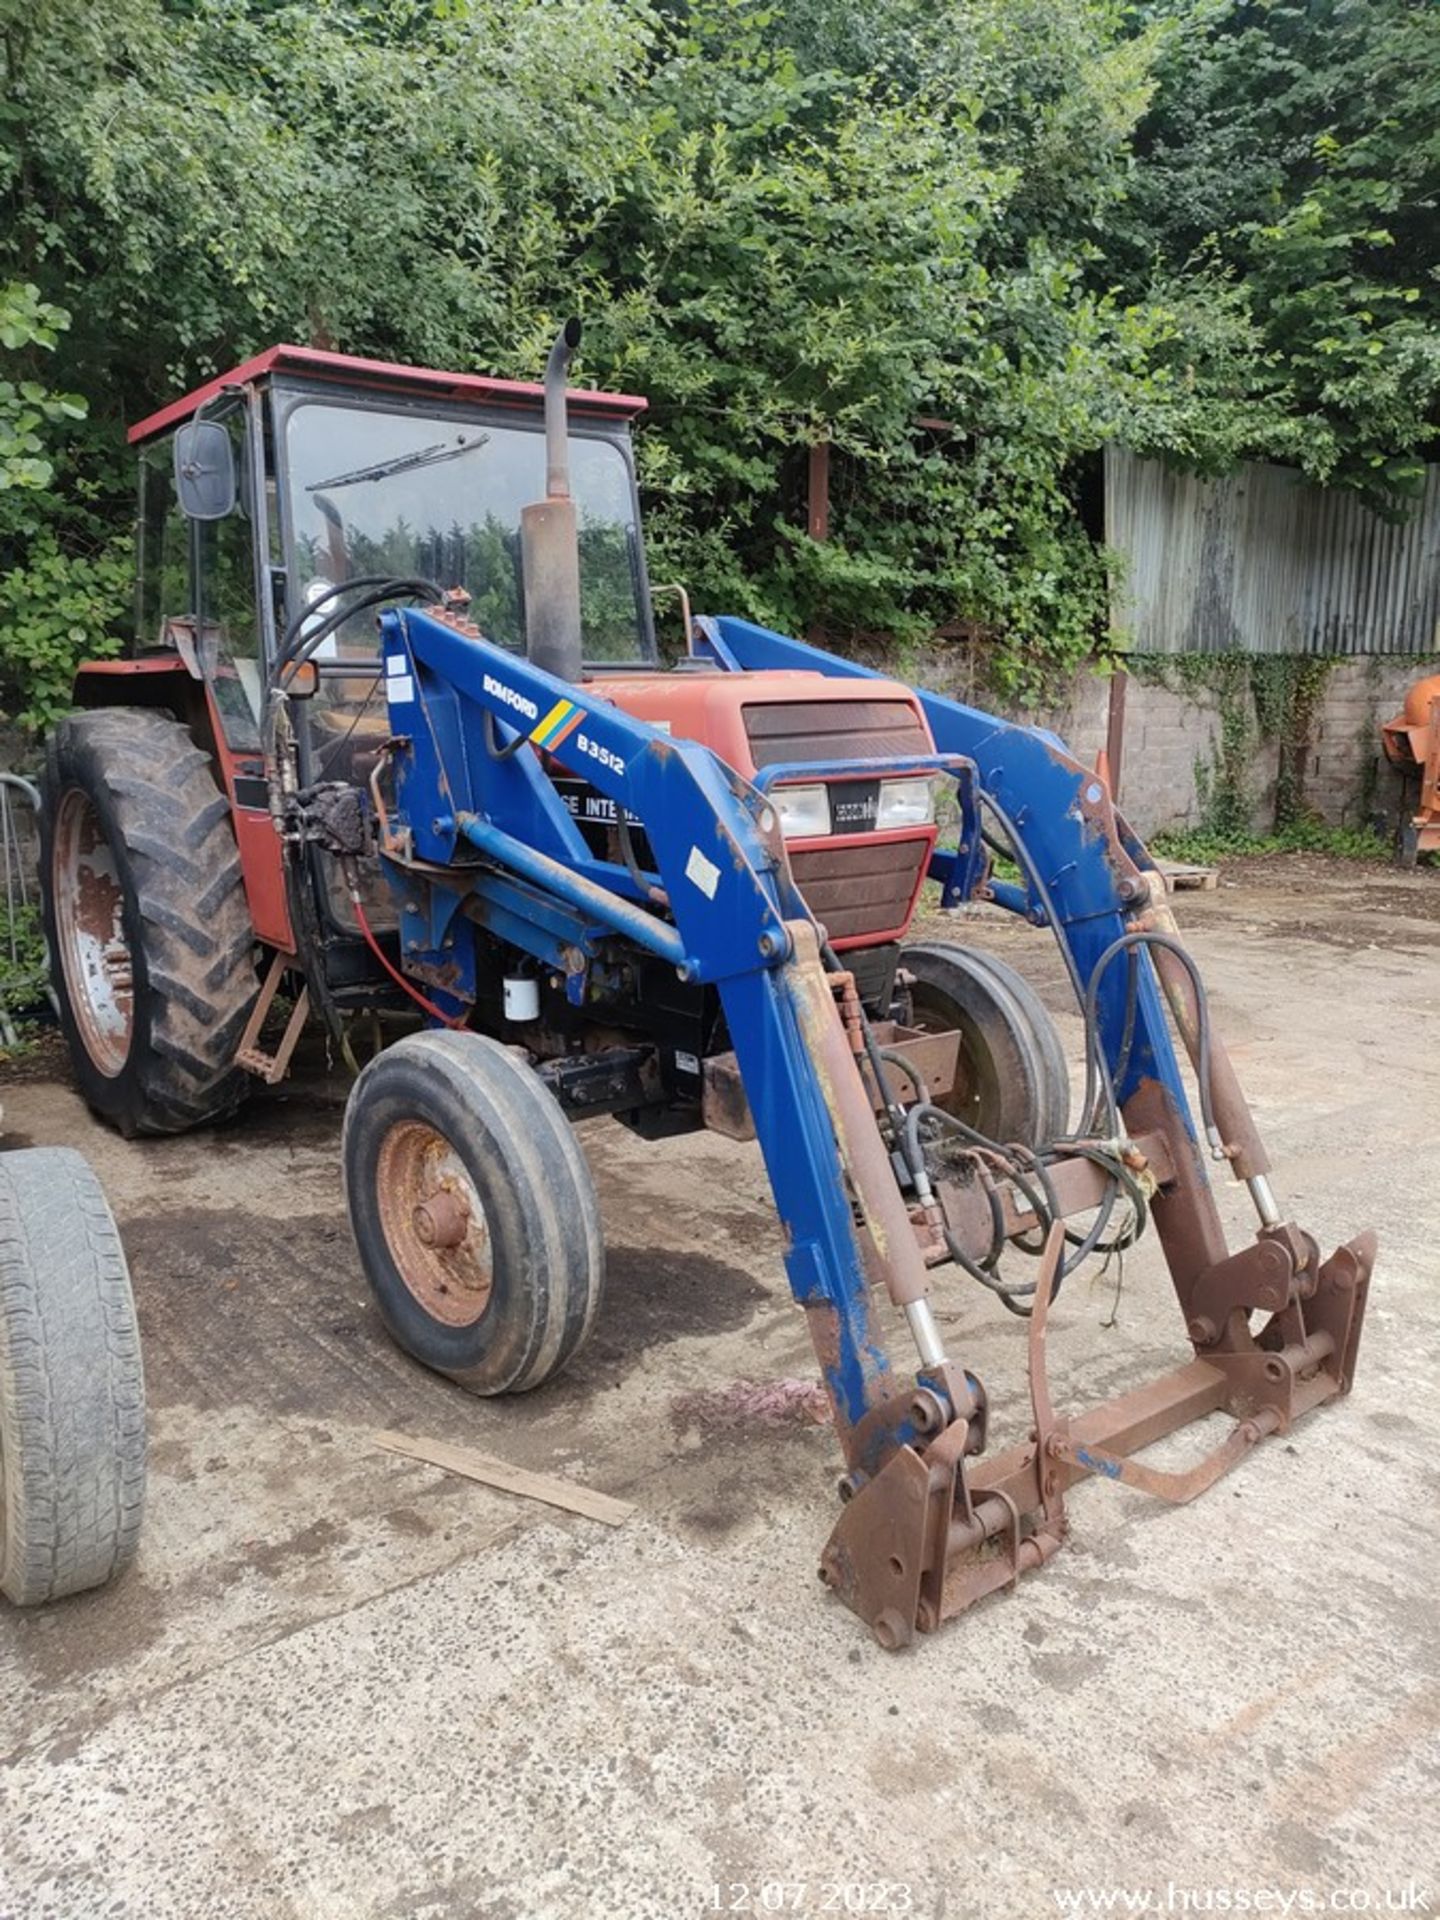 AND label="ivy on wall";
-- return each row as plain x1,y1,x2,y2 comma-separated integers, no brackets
1249,655,1339,829
1129,651,1343,837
